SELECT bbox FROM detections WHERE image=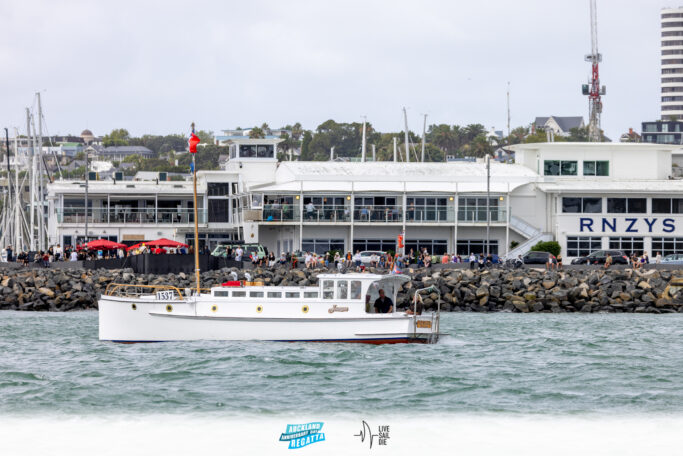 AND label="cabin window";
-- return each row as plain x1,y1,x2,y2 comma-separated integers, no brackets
214,290,229,297
232,291,246,297
322,280,334,299
337,280,348,299
250,291,264,298
285,292,300,298
350,281,362,300
267,291,282,298
304,291,319,298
